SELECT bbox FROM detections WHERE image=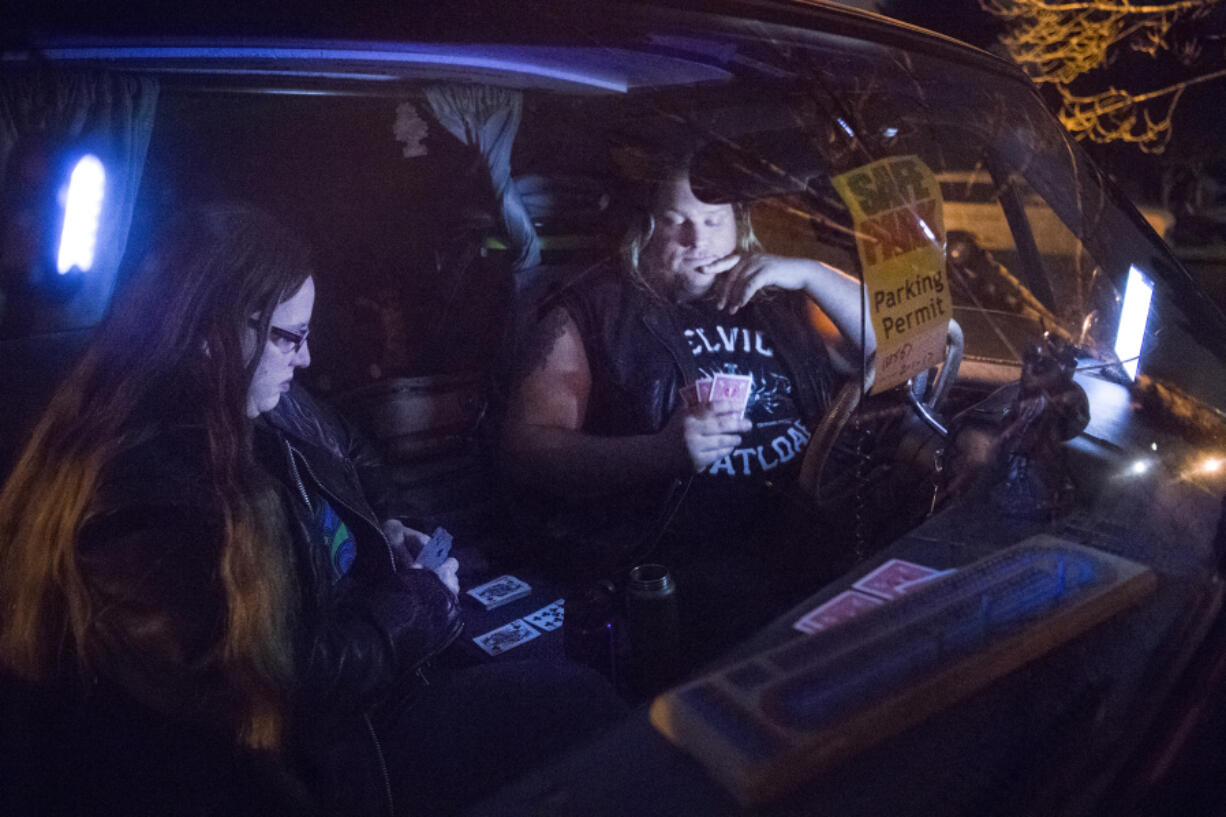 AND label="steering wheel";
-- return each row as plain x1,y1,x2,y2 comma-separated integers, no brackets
797,318,963,507
905,319,964,437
